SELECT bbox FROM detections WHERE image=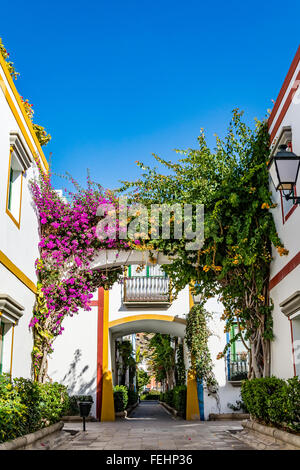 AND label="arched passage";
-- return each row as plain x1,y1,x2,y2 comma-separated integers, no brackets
109,315,186,337
97,284,200,422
